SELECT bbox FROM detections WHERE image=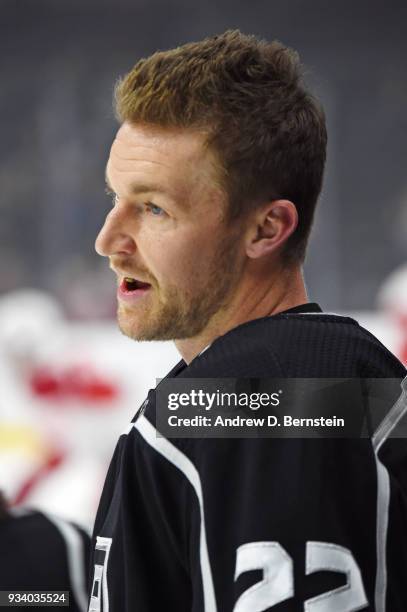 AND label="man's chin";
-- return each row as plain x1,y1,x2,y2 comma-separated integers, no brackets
117,311,152,342
116,289,225,341
116,309,168,342
117,309,208,342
